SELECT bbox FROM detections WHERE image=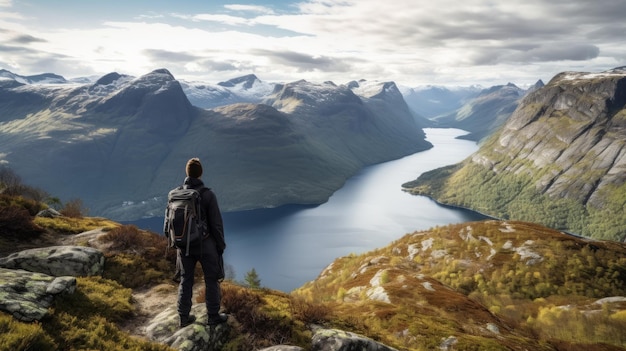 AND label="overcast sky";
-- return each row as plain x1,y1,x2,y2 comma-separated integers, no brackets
0,0,624,87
